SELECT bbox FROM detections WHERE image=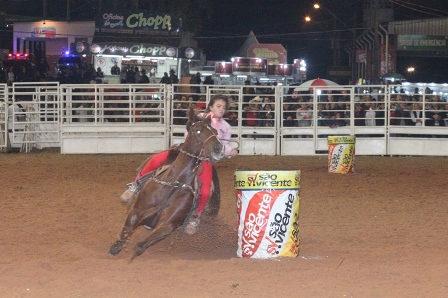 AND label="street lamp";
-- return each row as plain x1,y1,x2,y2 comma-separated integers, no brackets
312,3,356,83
